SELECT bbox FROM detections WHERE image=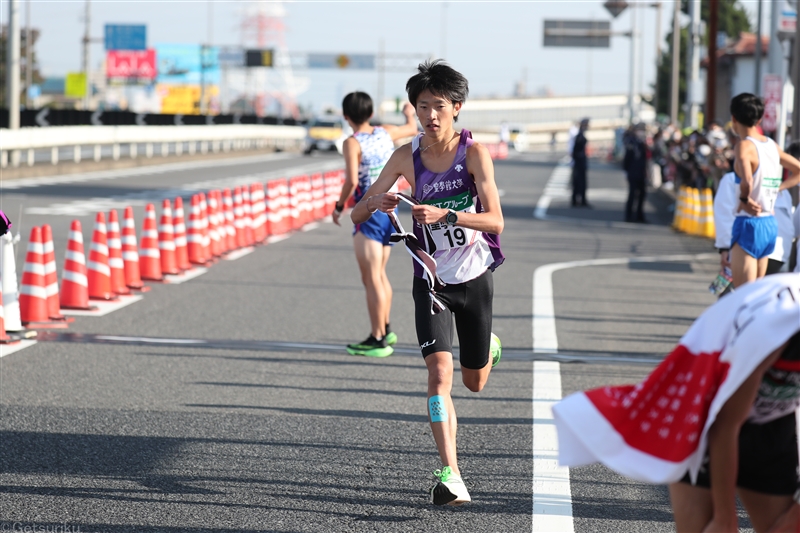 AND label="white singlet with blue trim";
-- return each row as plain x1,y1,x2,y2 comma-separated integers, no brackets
740,136,782,217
